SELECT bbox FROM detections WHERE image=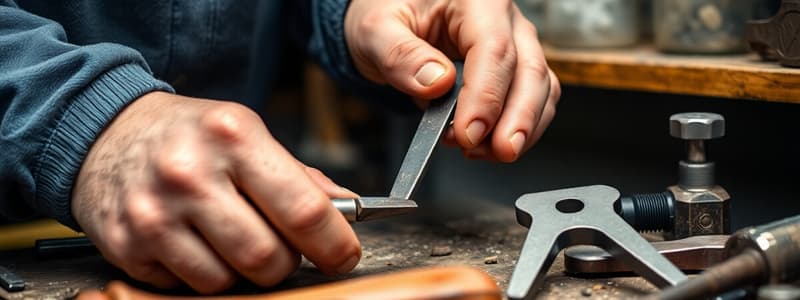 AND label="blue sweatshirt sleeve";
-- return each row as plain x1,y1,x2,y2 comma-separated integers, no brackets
305,0,416,112
0,2,174,229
